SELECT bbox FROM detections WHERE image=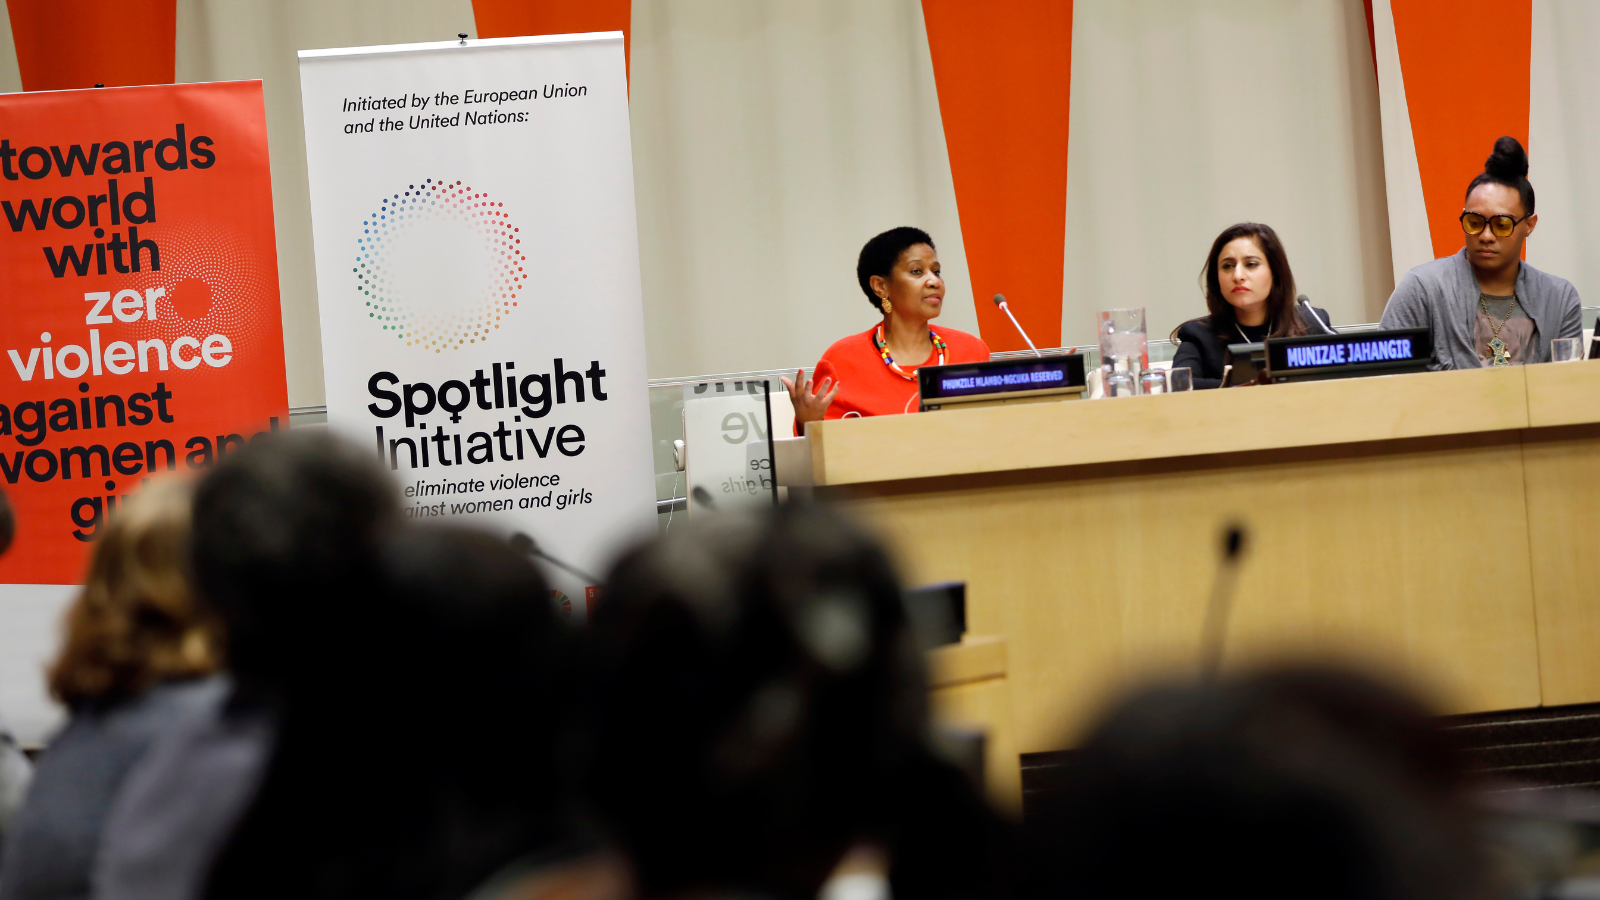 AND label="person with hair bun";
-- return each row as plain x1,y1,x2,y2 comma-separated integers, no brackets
1381,136,1581,368
782,227,990,432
